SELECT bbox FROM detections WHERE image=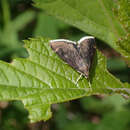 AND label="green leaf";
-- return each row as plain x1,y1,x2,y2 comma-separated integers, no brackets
0,9,35,59
34,13,68,38
34,13,59,38
107,58,127,71
33,0,130,63
0,37,129,122
12,11,36,31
